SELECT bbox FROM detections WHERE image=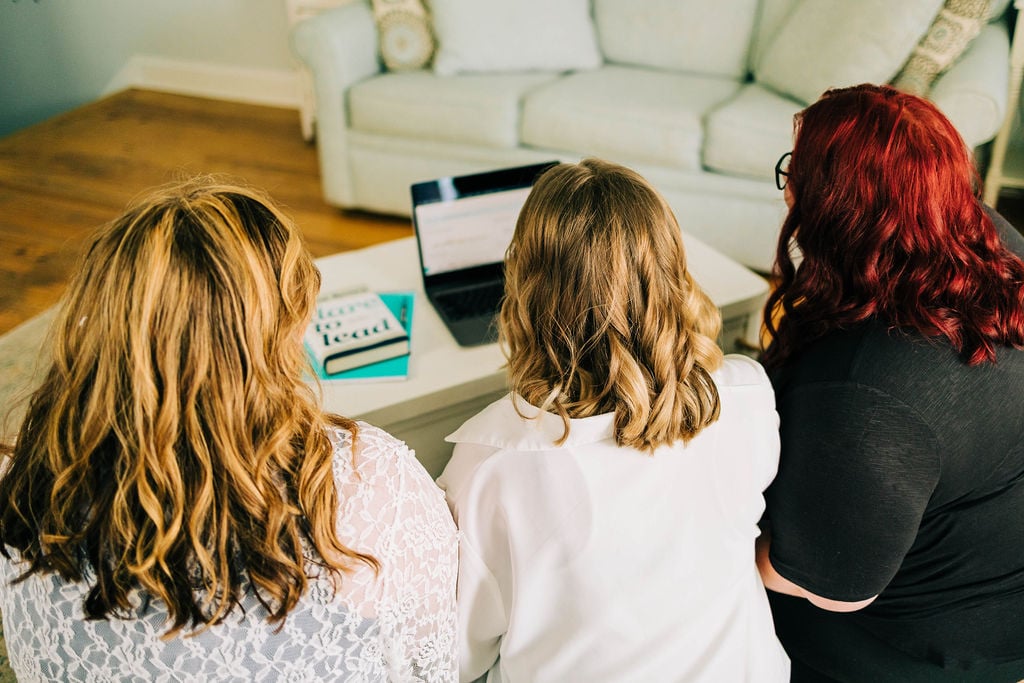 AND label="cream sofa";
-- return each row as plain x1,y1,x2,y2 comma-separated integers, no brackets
292,0,1012,272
